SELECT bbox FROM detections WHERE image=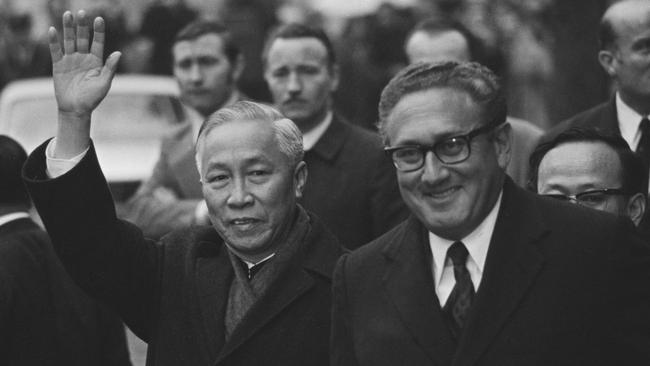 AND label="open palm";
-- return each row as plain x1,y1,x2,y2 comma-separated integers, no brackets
49,10,120,117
